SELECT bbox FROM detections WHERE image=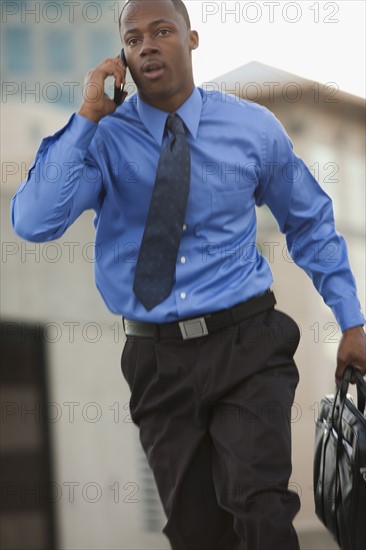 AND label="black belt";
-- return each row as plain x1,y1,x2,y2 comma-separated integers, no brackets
123,290,276,340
